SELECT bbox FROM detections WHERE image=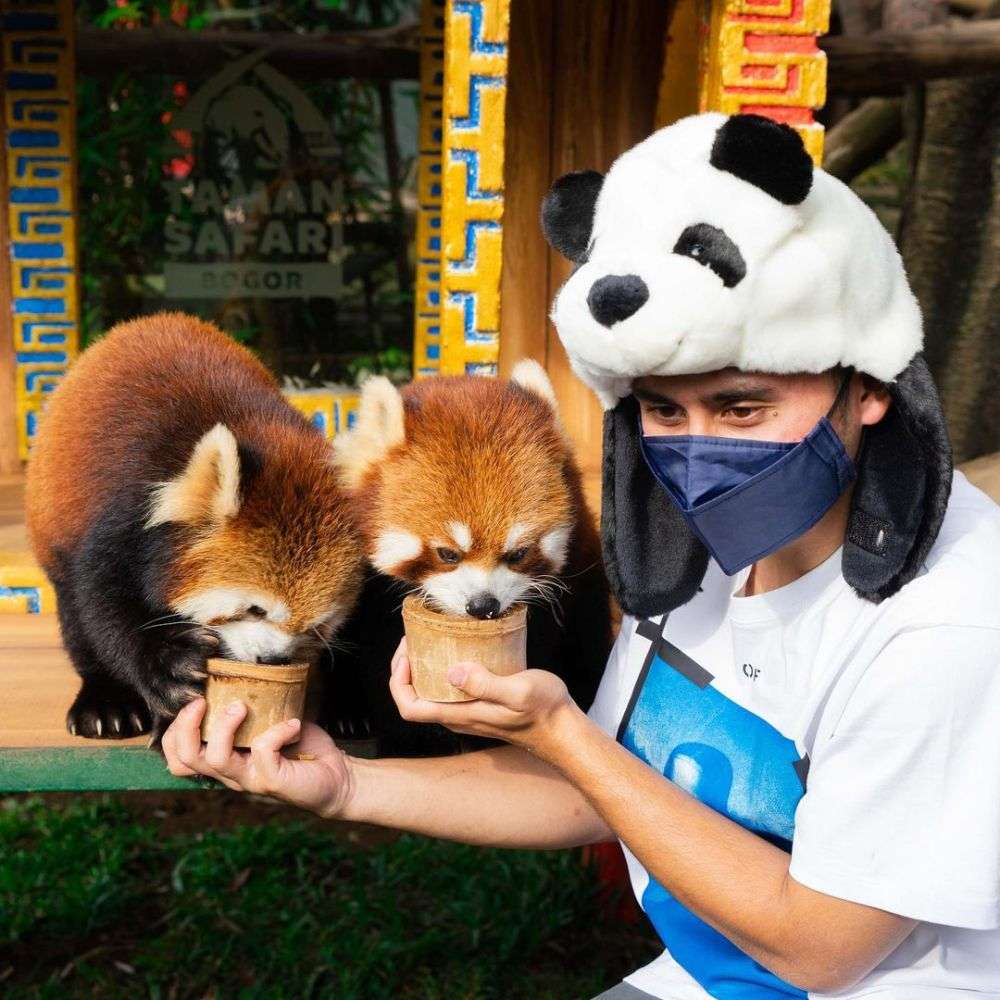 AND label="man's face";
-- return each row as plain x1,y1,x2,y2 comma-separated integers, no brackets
633,368,890,458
